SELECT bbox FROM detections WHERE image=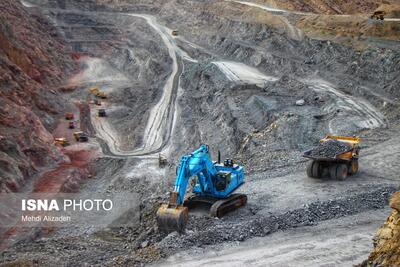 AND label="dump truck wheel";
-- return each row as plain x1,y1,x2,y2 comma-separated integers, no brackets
307,161,322,178
349,160,359,175
306,161,314,178
312,161,322,178
330,163,348,180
